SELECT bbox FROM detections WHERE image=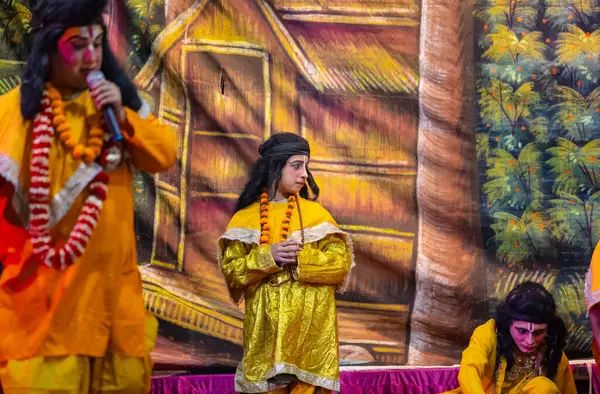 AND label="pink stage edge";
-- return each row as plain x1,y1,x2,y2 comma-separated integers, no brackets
149,361,597,394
